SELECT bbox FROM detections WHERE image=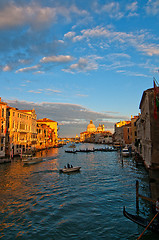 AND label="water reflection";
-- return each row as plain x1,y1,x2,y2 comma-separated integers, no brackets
0,144,157,239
